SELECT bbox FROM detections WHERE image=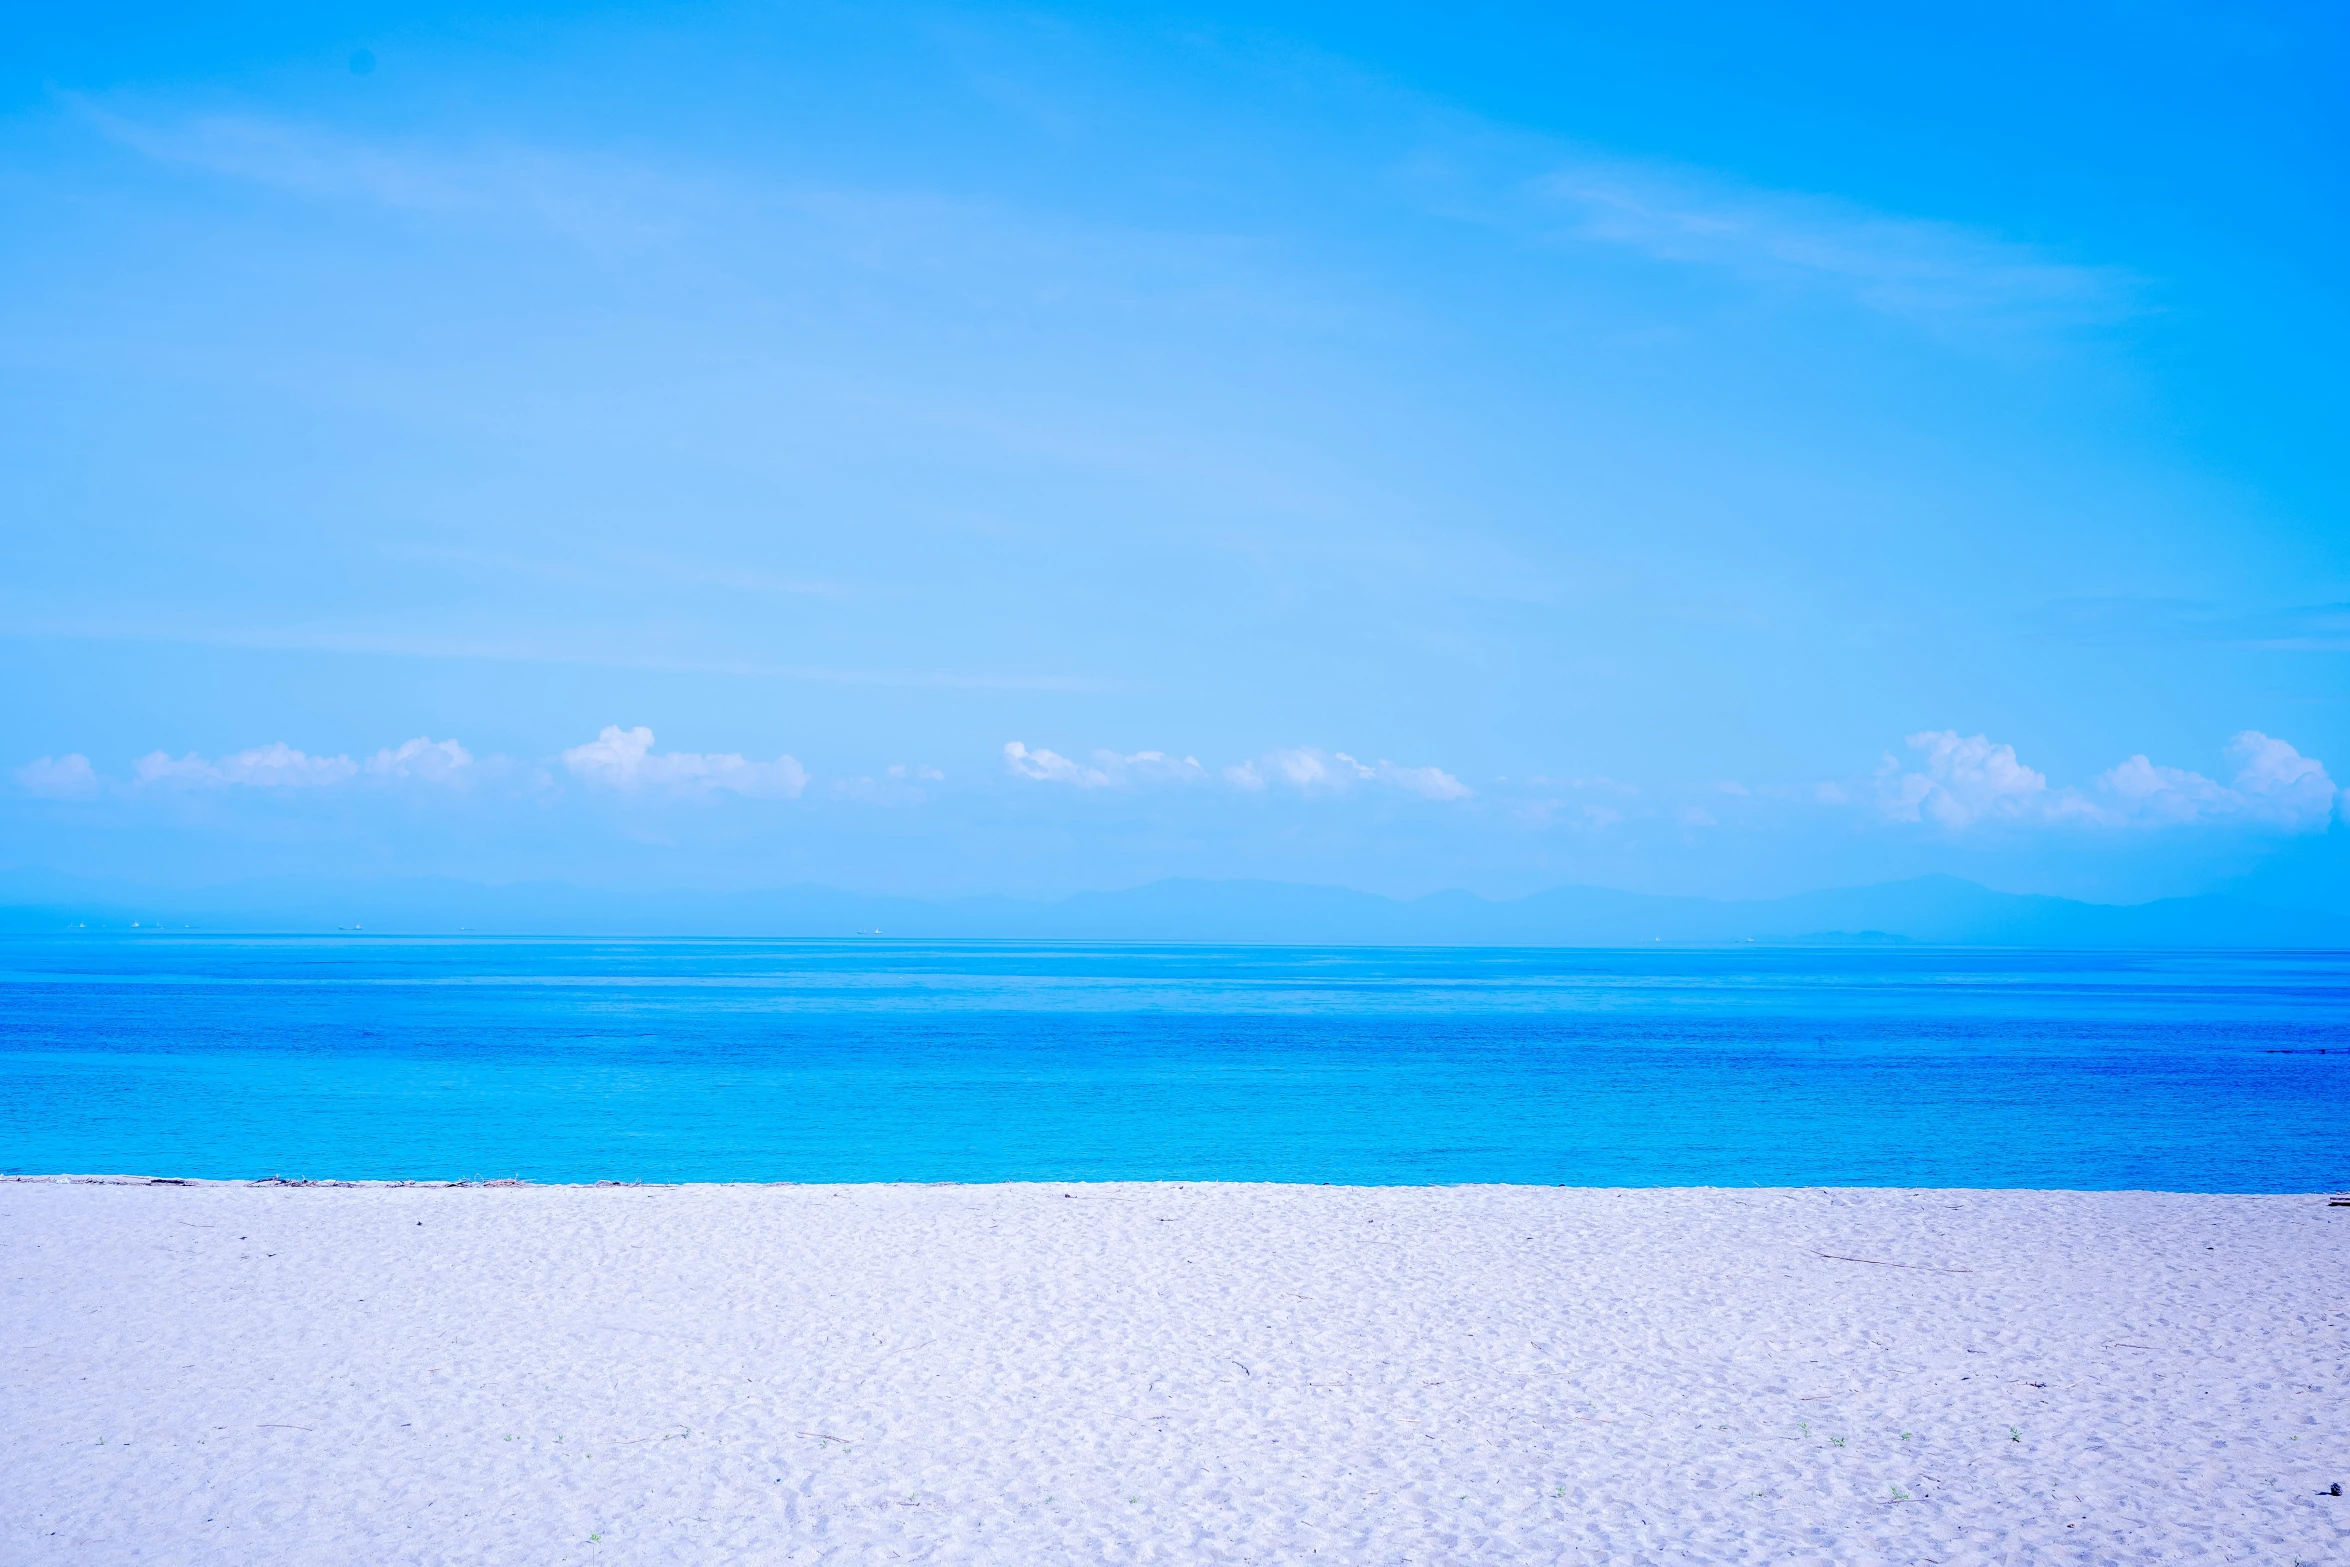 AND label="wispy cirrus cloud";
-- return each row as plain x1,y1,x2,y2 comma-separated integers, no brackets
72,97,690,246
382,542,851,603
1531,155,2136,336
67,96,1281,330
2022,596,2350,653
0,616,1116,693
